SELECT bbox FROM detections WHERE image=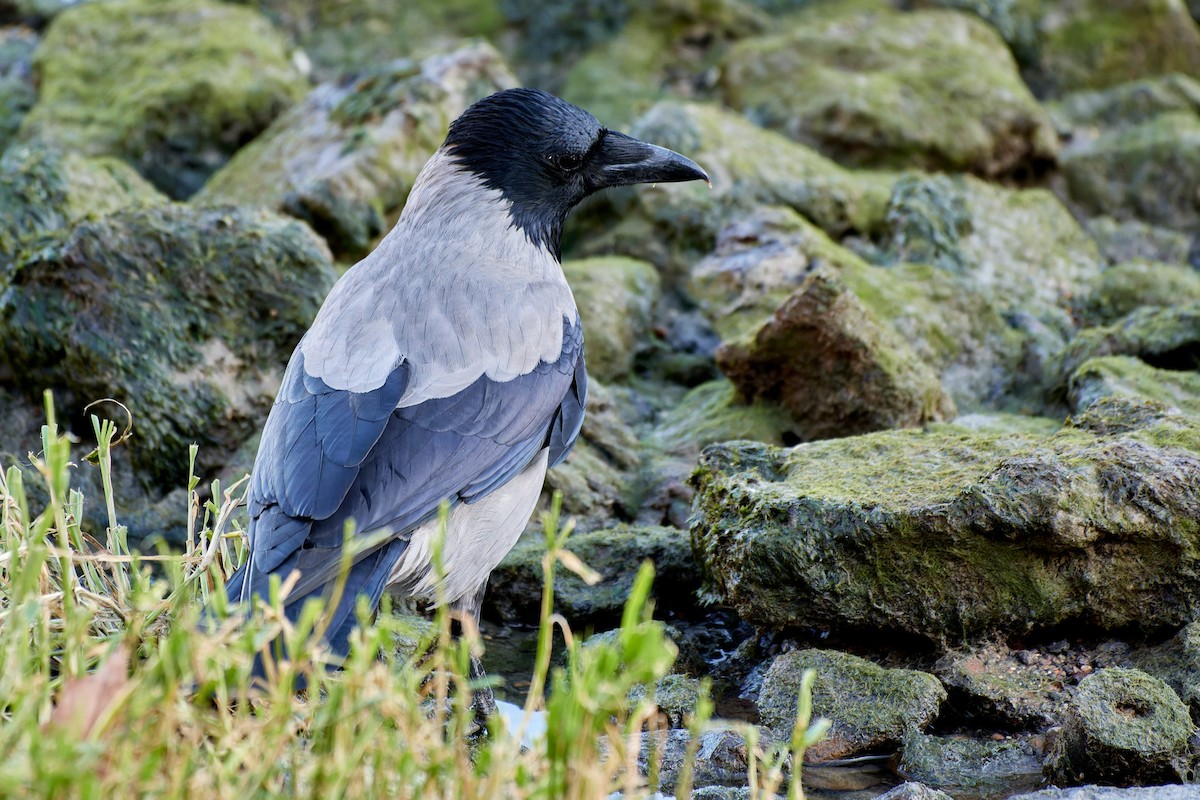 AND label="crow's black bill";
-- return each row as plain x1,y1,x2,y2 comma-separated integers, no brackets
593,130,709,189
